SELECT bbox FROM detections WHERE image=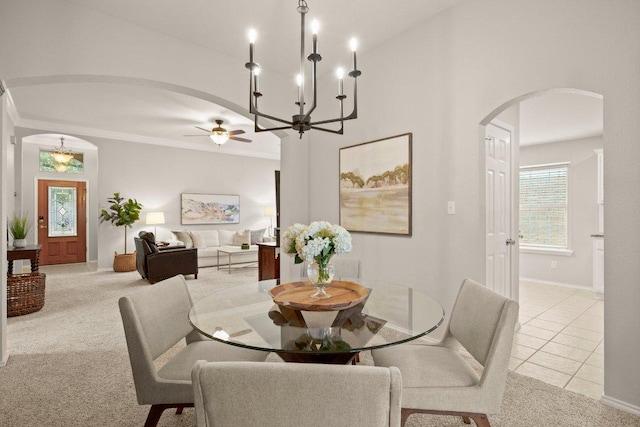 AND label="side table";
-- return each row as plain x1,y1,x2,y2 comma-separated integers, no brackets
7,244,46,317
7,244,42,276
